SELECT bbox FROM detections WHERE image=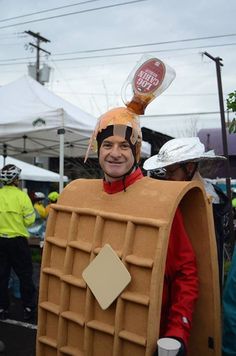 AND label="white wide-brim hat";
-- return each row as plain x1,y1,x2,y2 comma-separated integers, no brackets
143,137,226,171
